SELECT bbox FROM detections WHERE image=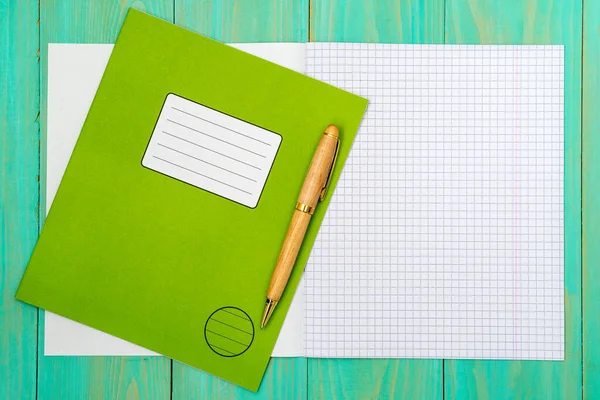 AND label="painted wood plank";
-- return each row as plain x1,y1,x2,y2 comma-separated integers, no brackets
583,0,600,398
37,357,171,400
37,2,174,399
175,0,308,43
0,1,39,399
172,1,308,399
309,1,444,398
309,359,442,400
444,1,582,398
310,0,444,43
172,358,307,400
